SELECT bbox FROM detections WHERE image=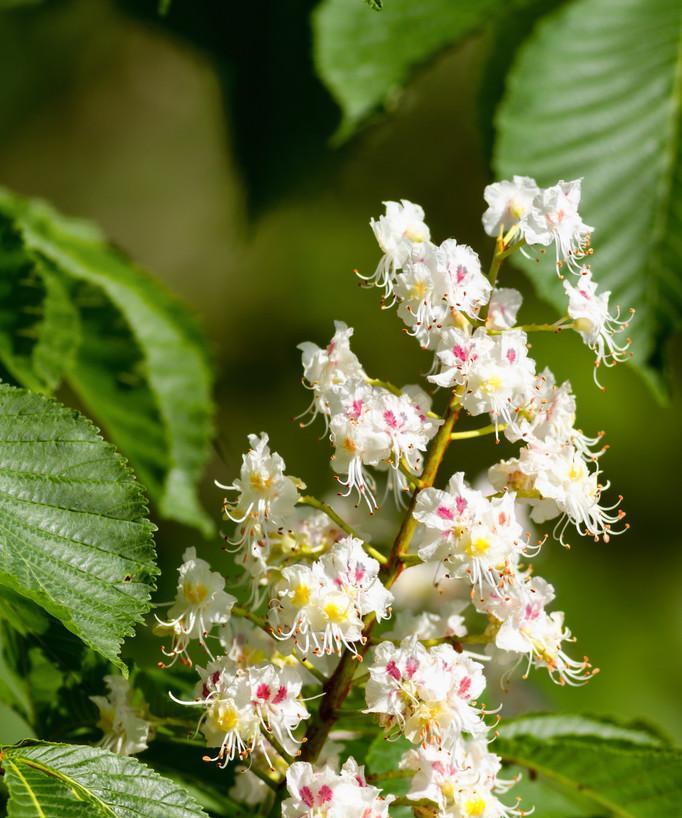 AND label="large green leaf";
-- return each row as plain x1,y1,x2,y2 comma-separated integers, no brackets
494,0,682,390
496,714,682,818
1,741,208,818
0,188,215,535
0,384,157,667
313,0,507,141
